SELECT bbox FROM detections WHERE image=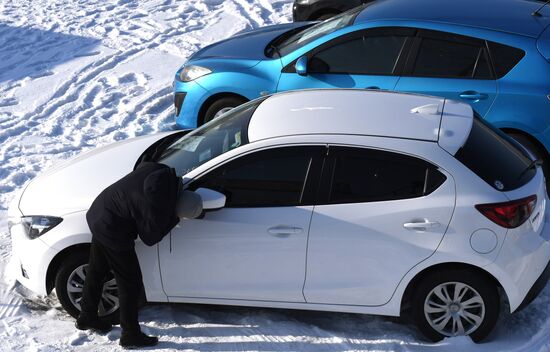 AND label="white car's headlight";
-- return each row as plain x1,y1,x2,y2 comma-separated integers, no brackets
296,0,309,4
179,65,212,82
21,216,63,239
